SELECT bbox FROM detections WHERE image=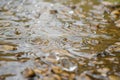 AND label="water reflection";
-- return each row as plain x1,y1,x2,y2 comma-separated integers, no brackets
0,0,120,80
